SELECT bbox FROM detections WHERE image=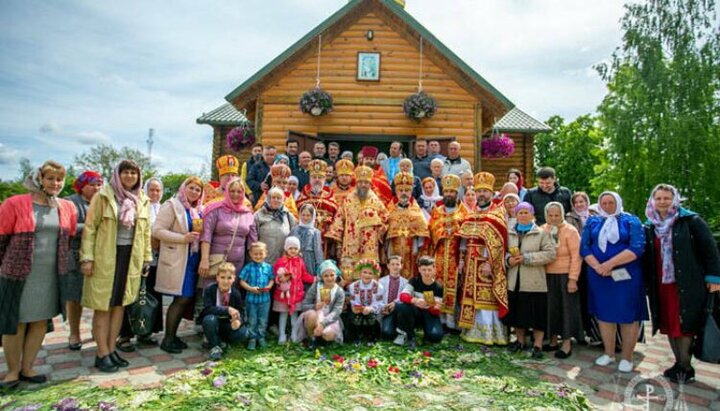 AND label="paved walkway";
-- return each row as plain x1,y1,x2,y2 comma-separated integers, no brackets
1,309,719,410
